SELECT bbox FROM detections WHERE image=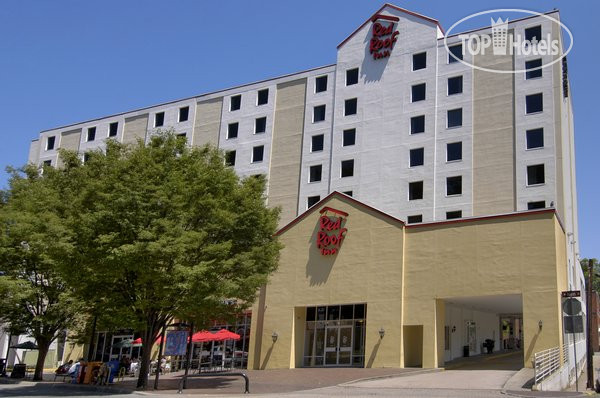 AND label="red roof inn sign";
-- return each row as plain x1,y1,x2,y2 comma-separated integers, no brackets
370,14,400,60
316,207,348,256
